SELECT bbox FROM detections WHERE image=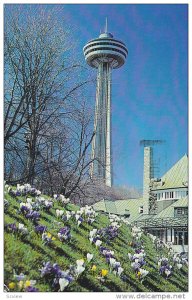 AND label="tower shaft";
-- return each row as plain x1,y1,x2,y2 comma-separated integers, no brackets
84,25,128,186
91,62,112,186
